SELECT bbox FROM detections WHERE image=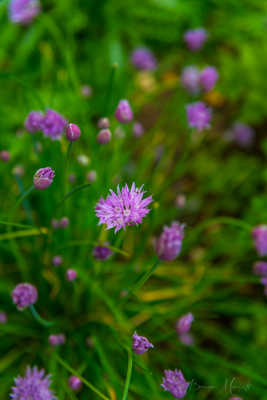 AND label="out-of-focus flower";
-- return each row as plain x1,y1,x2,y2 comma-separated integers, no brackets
155,222,184,261
131,47,157,70
252,225,267,256
175,195,186,208
60,217,69,228
93,242,113,260
33,167,55,190
132,331,154,354
136,71,157,92
68,376,83,391
186,101,212,131
0,150,11,162
179,333,194,346
0,311,7,324
49,334,66,346
184,28,207,51
97,129,111,144
176,313,194,335
87,170,97,182
80,85,92,98
52,256,62,267
181,66,200,94
133,122,144,138
115,100,133,123
232,122,254,148
12,283,38,310
161,369,189,398
95,183,153,233
10,366,56,399
199,66,218,92
51,219,60,229
98,117,110,129
228,398,242,400
24,111,43,133
66,269,77,281
66,123,81,142
9,0,41,25
253,261,267,276
41,109,67,140
68,173,76,183
12,165,25,177
77,154,90,166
